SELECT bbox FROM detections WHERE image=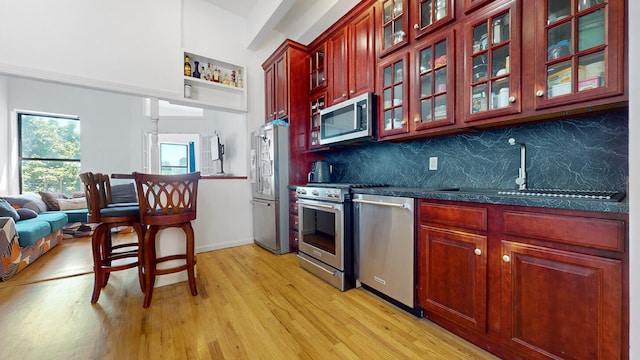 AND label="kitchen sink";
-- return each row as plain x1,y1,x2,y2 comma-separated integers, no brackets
497,189,626,202
447,188,626,202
